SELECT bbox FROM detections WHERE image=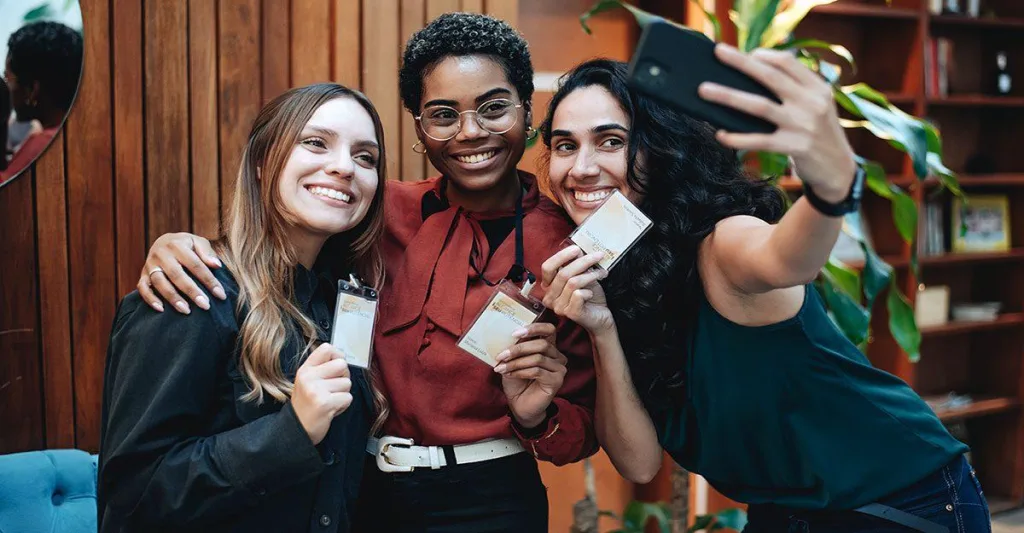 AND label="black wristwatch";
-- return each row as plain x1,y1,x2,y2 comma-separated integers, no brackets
802,164,866,217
